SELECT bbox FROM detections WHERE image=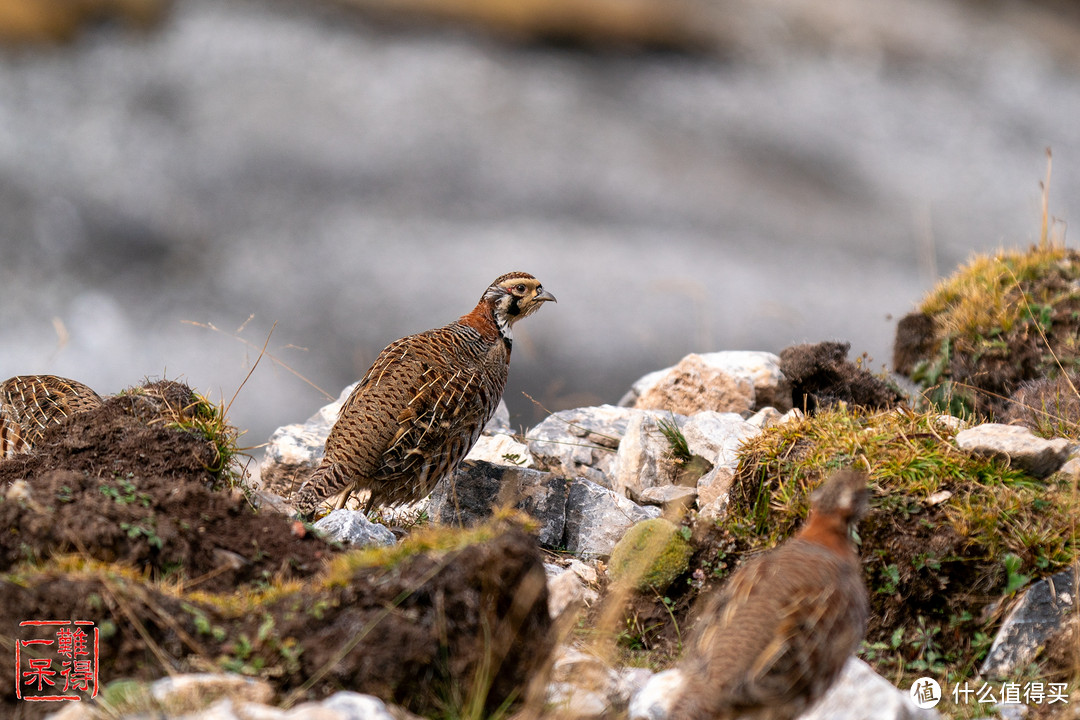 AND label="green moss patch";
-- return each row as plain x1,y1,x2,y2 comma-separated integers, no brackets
608,518,694,593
